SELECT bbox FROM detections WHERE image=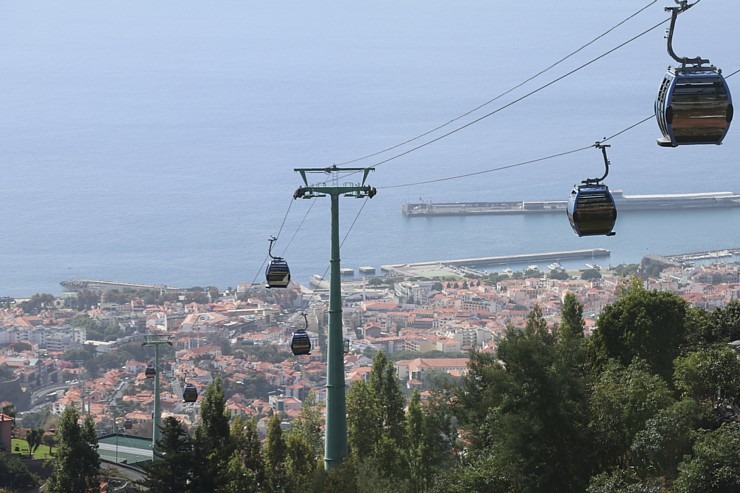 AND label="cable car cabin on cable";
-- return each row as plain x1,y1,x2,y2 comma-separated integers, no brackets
567,184,617,237
123,419,133,430
265,259,290,288
290,331,311,356
655,67,733,147
144,365,155,378
183,384,198,403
